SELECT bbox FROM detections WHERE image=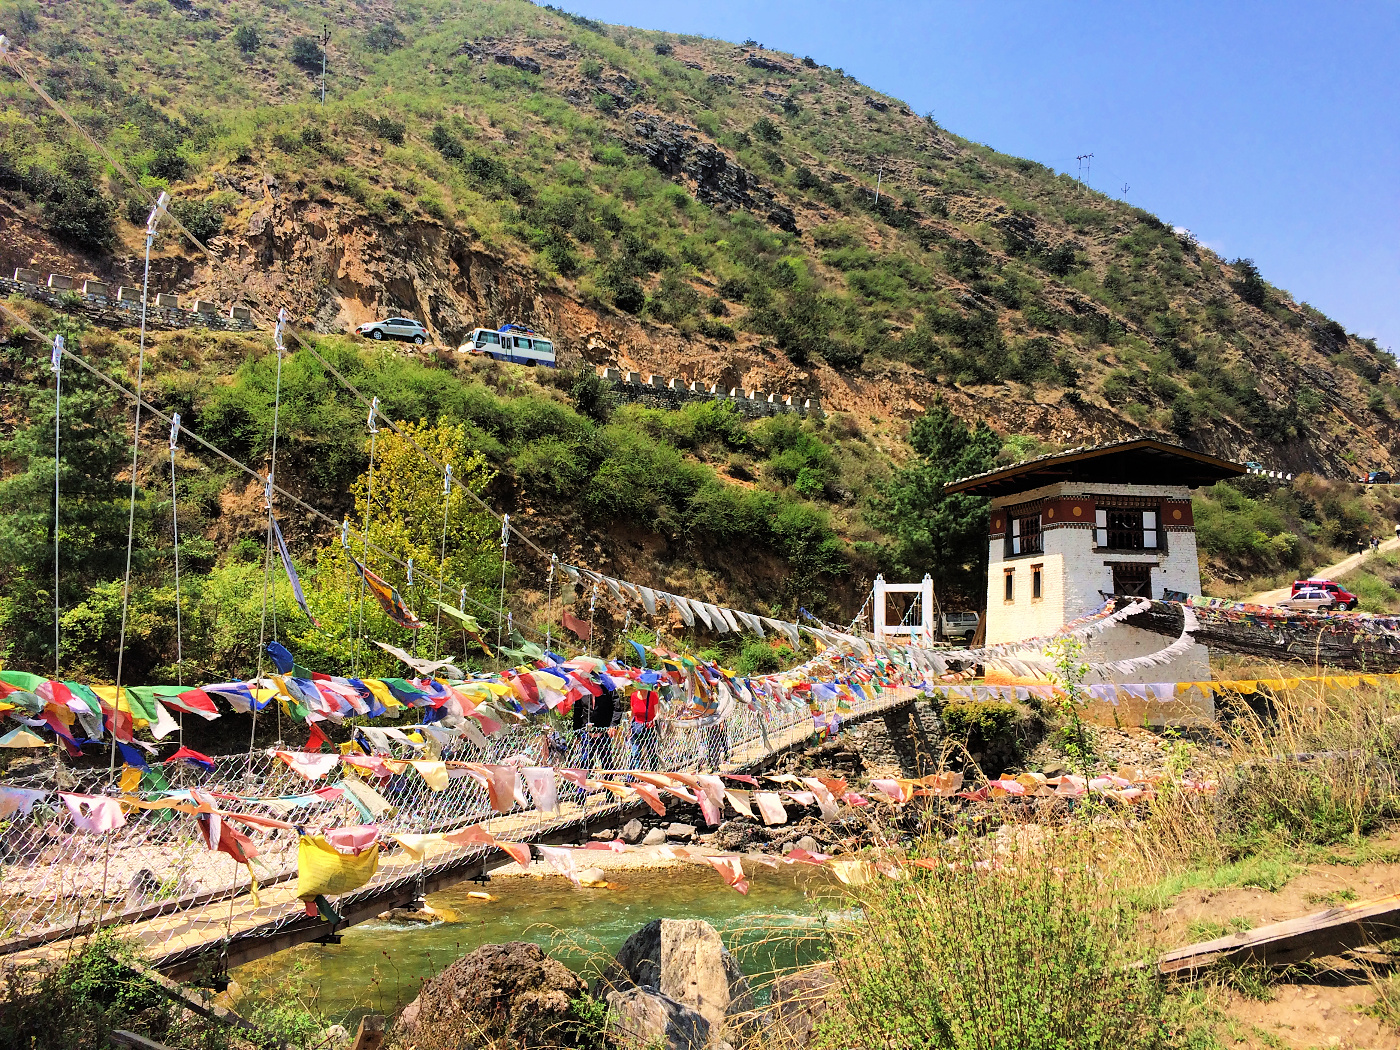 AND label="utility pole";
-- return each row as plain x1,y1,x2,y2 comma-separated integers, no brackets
320,22,329,105
1075,153,1093,193
874,163,883,205
1121,182,1130,199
